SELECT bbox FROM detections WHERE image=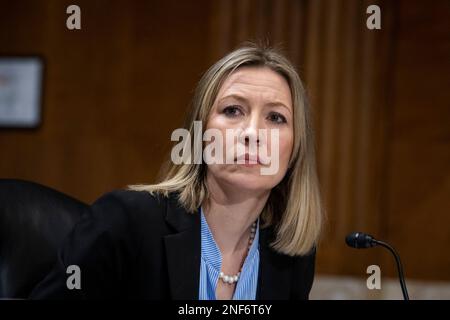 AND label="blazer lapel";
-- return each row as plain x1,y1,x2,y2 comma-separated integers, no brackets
163,194,201,299
162,194,293,300
256,226,294,300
